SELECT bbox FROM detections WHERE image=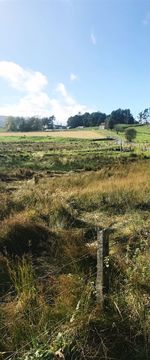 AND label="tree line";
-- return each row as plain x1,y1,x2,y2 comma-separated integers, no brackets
5,116,55,132
138,108,150,124
67,112,107,128
67,109,135,129
67,107,150,129
4,107,150,132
